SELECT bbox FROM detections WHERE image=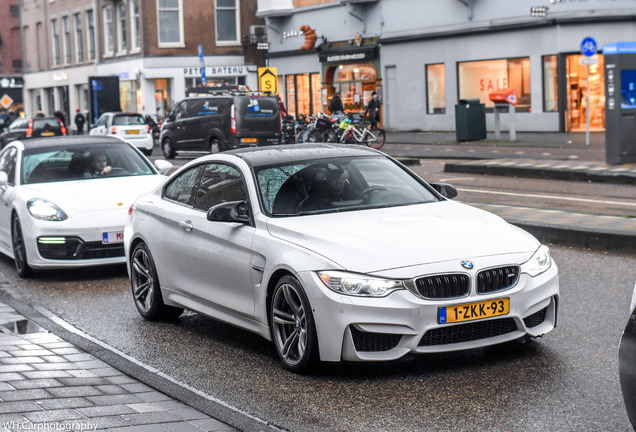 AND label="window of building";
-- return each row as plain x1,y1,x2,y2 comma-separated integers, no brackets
157,0,184,47
74,13,84,62
215,0,239,45
324,62,379,115
117,2,128,53
51,19,60,66
426,63,445,114
130,0,141,51
284,73,321,119
62,16,71,65
458,57,531,112
103,6,114,56
543,55,558,112
87,10,96,61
